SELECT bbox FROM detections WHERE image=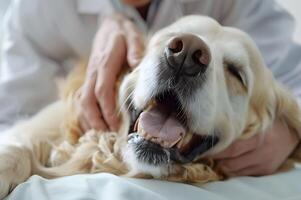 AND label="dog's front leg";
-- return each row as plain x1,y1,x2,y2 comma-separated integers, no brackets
0,101,66,199
0,140,32,199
